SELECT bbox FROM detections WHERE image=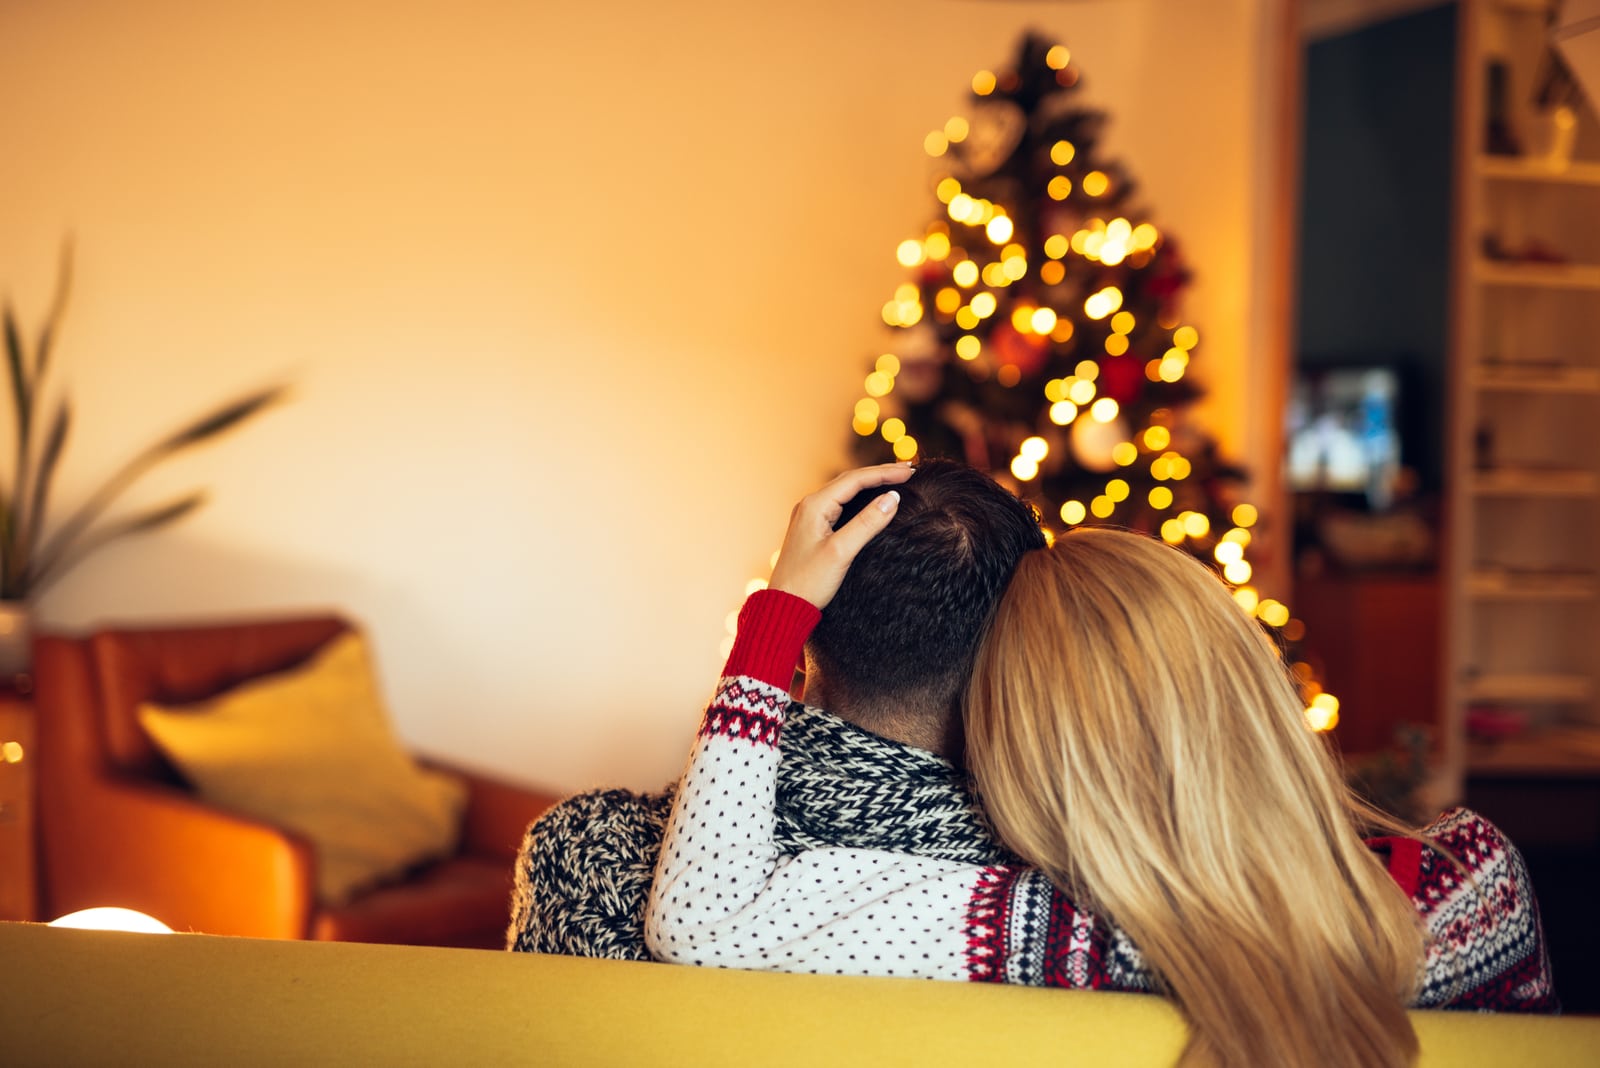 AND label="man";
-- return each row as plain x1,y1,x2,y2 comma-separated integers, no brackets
507,459,1046,958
